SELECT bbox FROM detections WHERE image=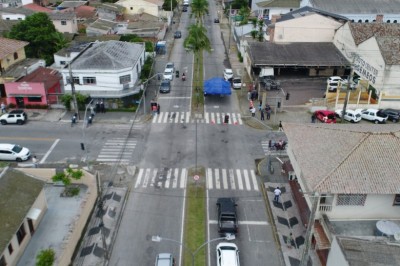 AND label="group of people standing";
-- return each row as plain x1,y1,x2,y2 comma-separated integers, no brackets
249,100,271,120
